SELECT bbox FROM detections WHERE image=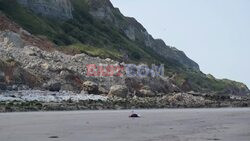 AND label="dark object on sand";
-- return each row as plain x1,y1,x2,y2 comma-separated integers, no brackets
129,113,140,118
129,111,140,118
49,136,59,138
